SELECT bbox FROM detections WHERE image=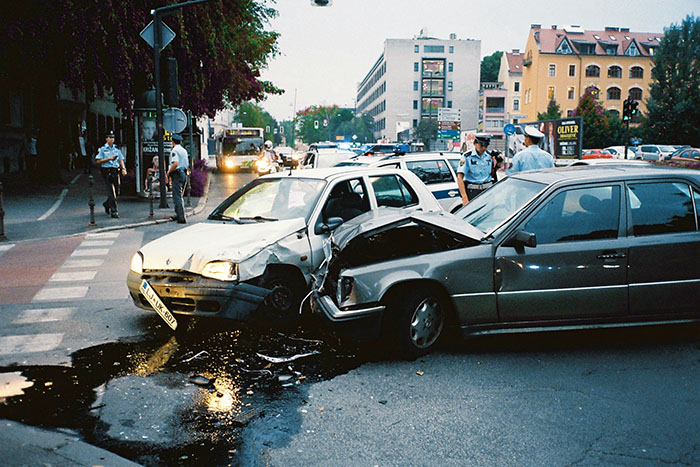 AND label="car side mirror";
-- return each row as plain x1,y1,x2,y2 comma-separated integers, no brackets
315,217,344,235
504,229,537,248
